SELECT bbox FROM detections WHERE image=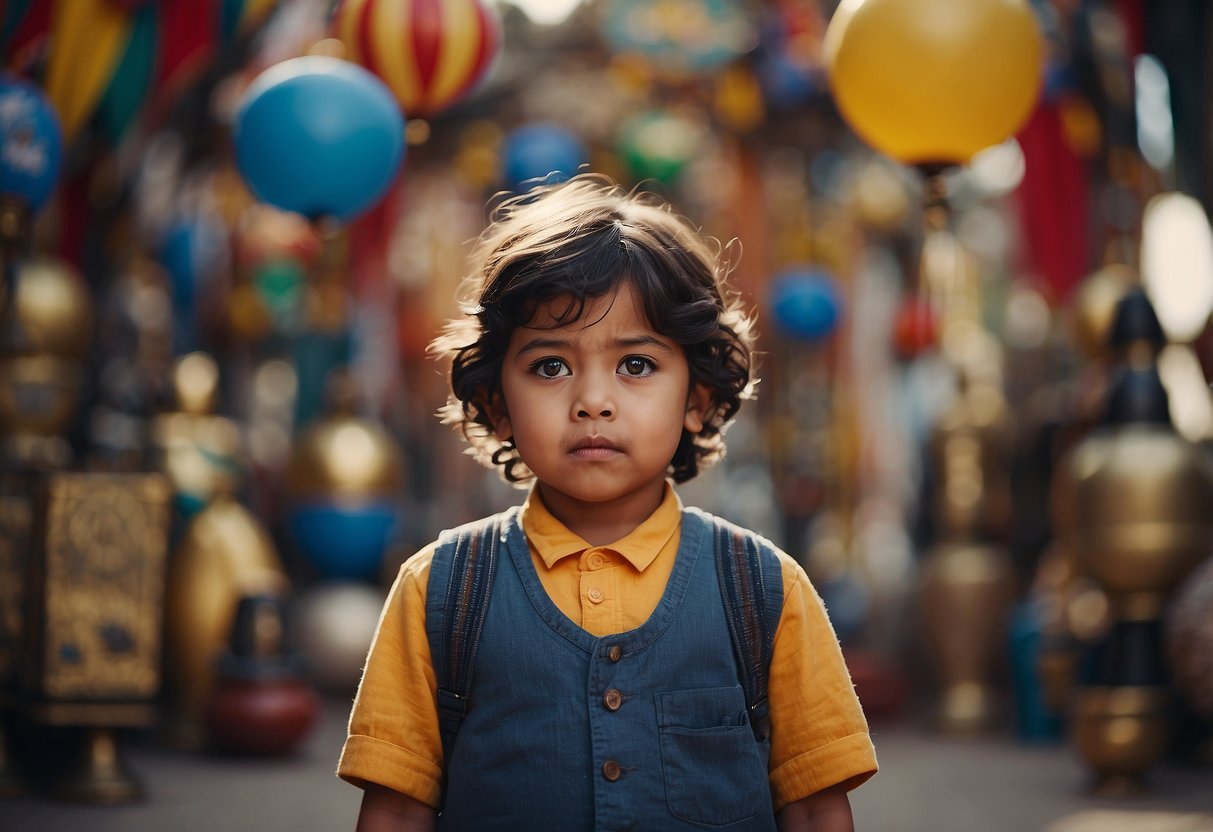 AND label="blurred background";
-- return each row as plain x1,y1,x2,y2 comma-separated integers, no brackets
1,0,1213,829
